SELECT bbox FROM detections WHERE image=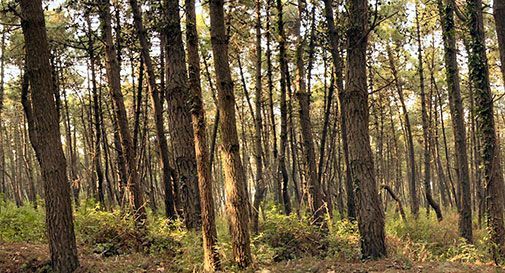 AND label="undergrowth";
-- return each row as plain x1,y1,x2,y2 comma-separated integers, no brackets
0,199,497,272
